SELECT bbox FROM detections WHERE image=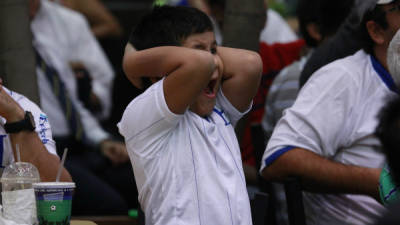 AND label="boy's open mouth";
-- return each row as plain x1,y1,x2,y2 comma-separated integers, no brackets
204,79,217,97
